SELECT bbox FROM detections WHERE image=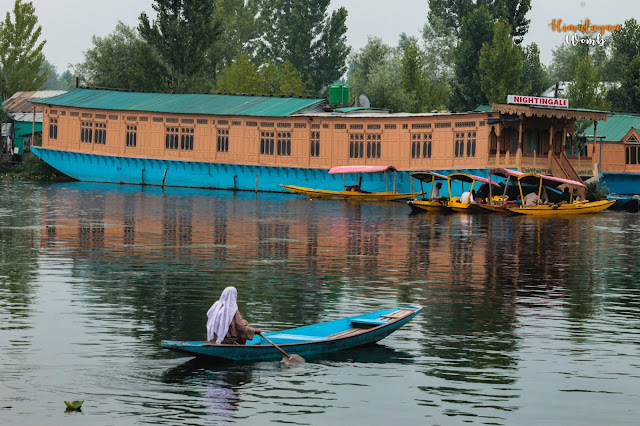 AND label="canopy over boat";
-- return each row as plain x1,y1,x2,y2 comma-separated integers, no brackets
410,170,449,182
488,168,525,179
448,172,500,187
517,173,586,189
329,165,397,174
